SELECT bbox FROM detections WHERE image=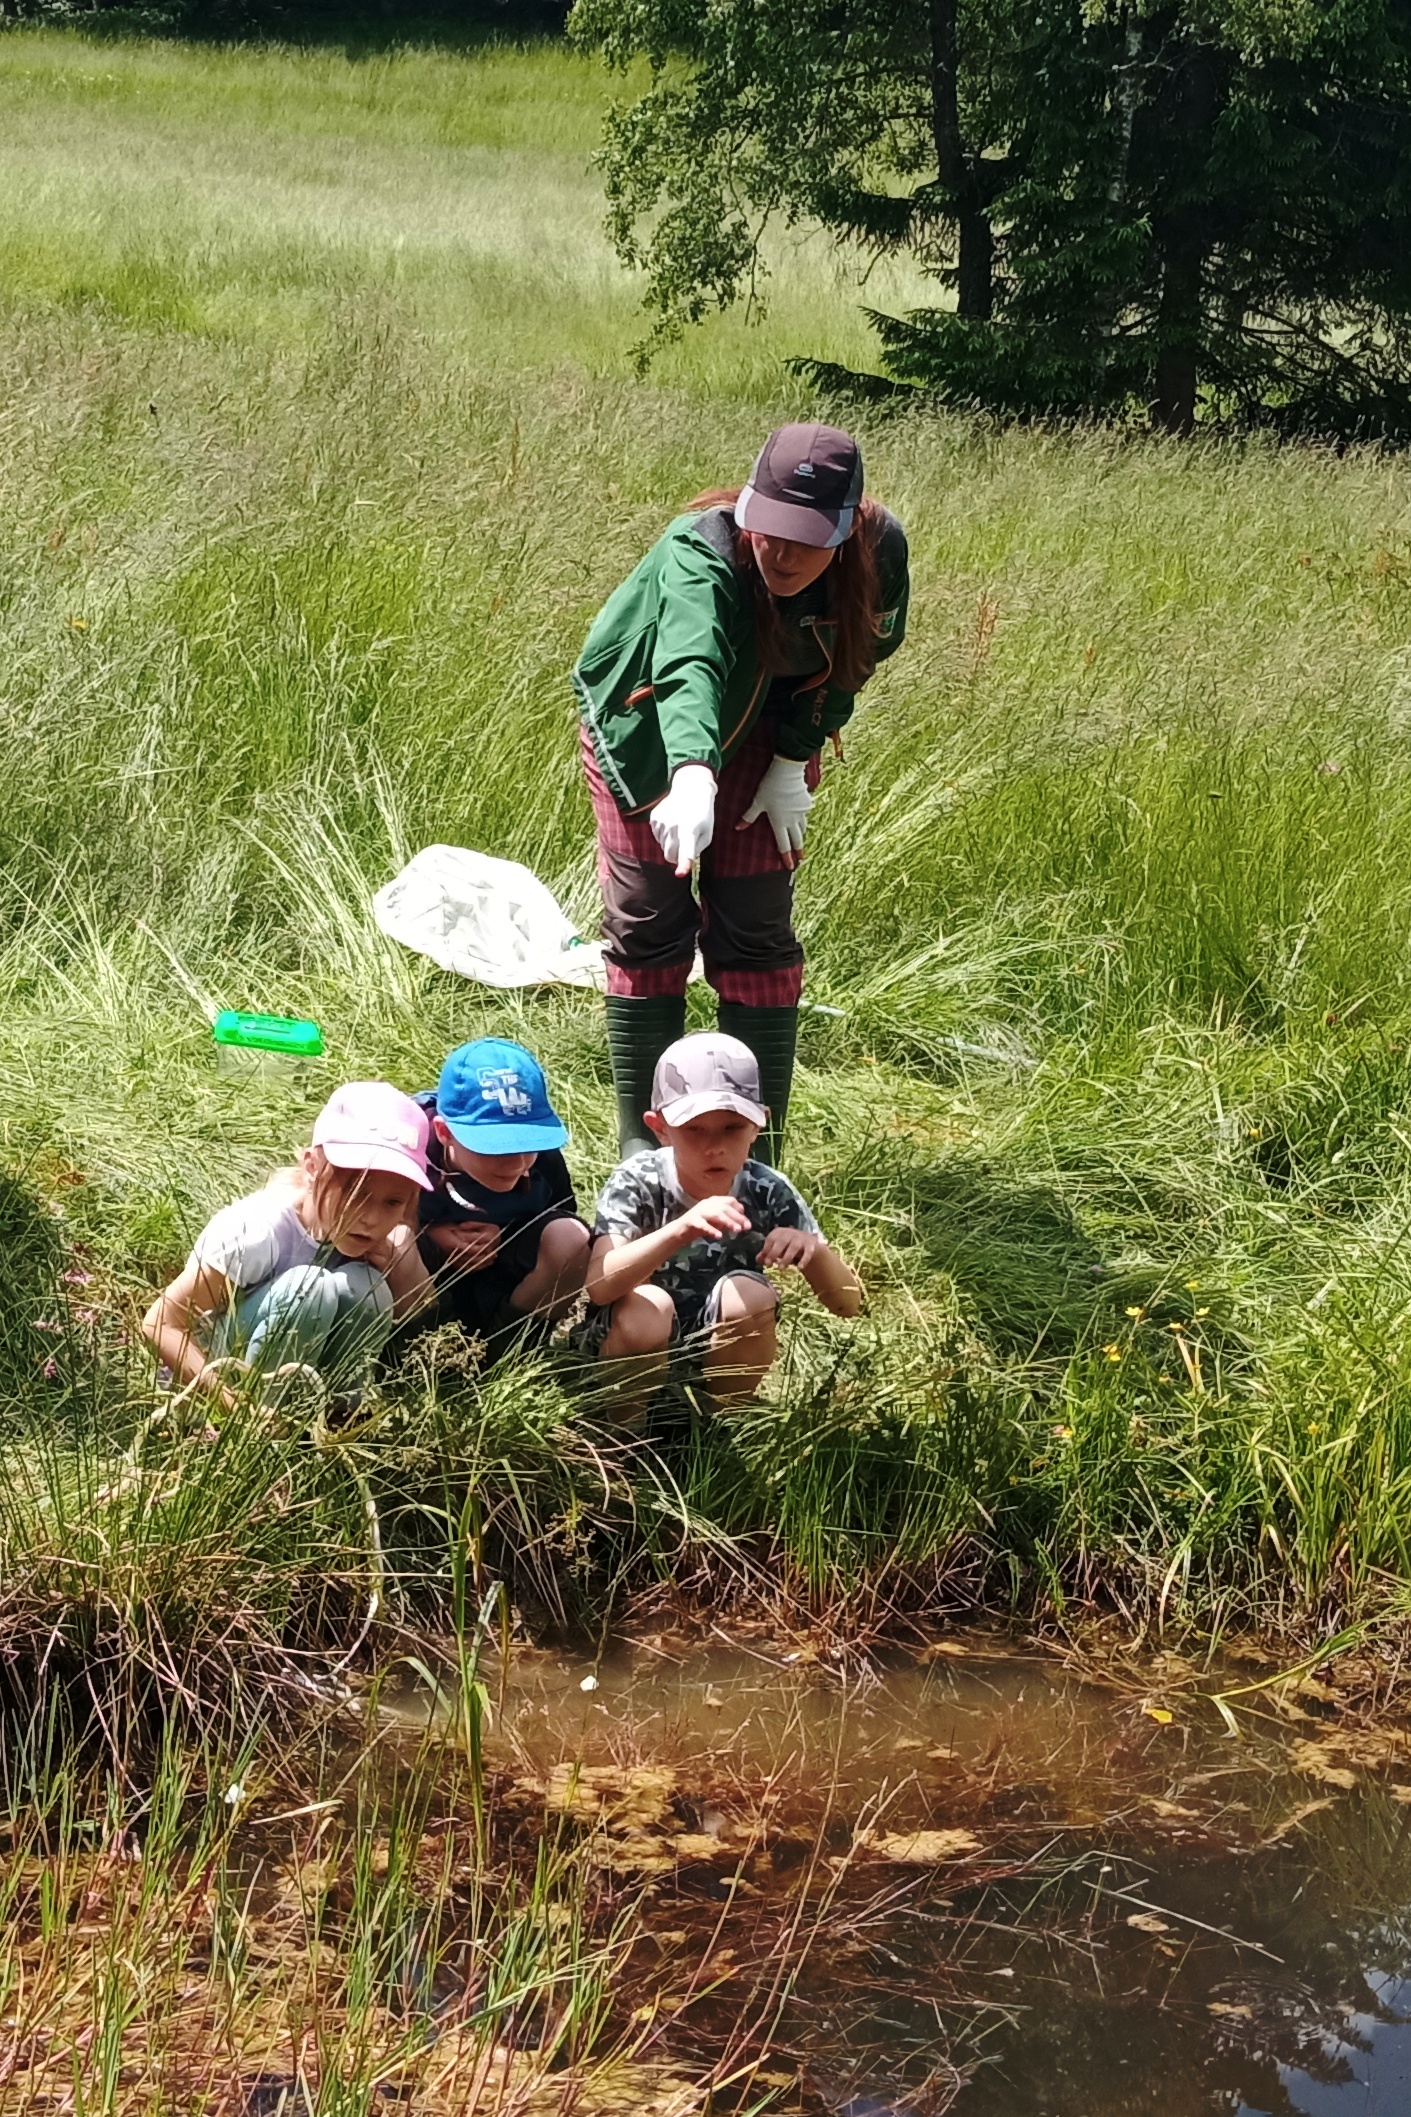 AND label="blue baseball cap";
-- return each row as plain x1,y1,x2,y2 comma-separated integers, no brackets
435,1038,568,1155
